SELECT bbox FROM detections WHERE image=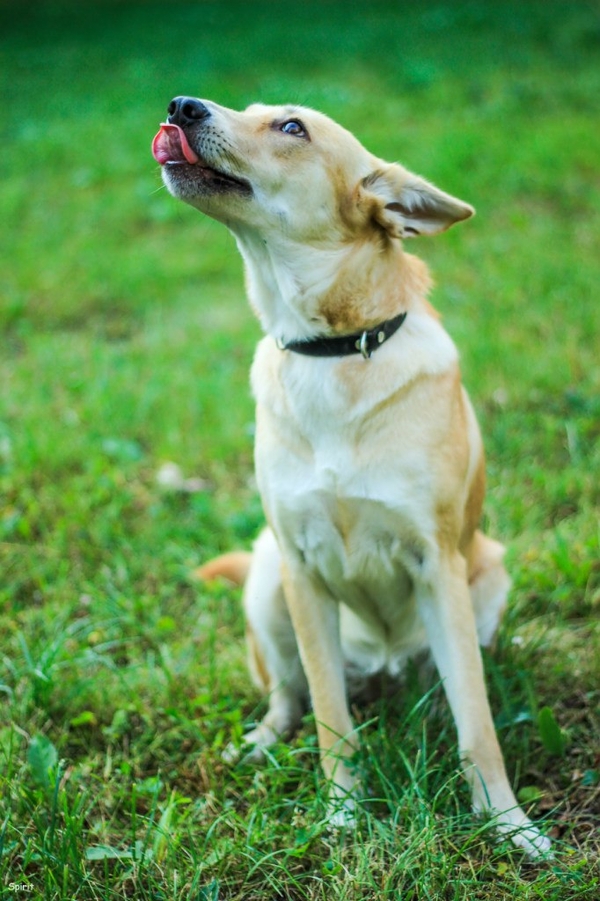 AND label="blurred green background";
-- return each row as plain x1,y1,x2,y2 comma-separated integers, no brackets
1,2,599,898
